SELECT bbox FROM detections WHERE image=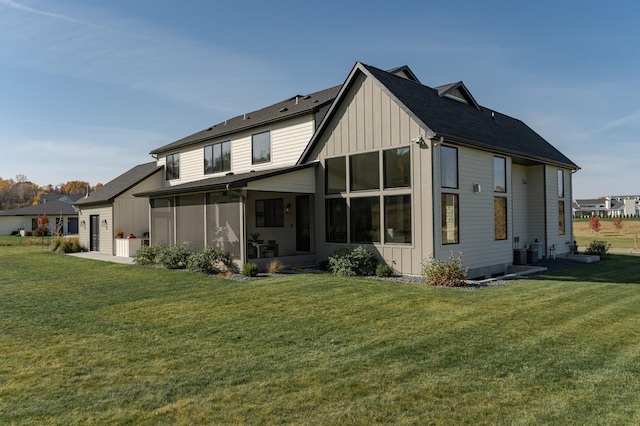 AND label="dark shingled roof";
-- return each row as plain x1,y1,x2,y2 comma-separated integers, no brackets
134,163,316,198
0,200,77,216
150,86,340,155
362,63,578,169
74,162,162,206
301,62,577,169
